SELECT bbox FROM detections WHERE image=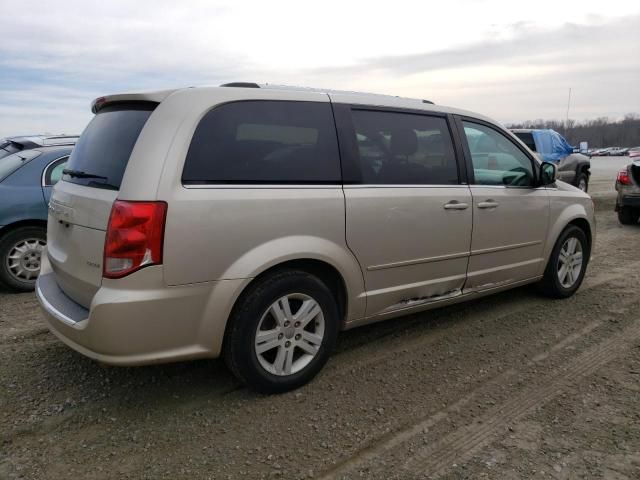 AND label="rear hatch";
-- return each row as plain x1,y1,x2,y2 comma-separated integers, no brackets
47,102,156,307
631,161,640,187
